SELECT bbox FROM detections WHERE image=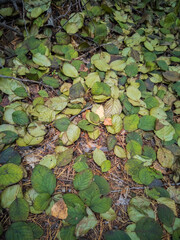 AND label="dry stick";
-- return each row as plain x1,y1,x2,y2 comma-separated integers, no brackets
69,105,92,121
55,0,90,34
0,22,23,37
0,74,58,94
